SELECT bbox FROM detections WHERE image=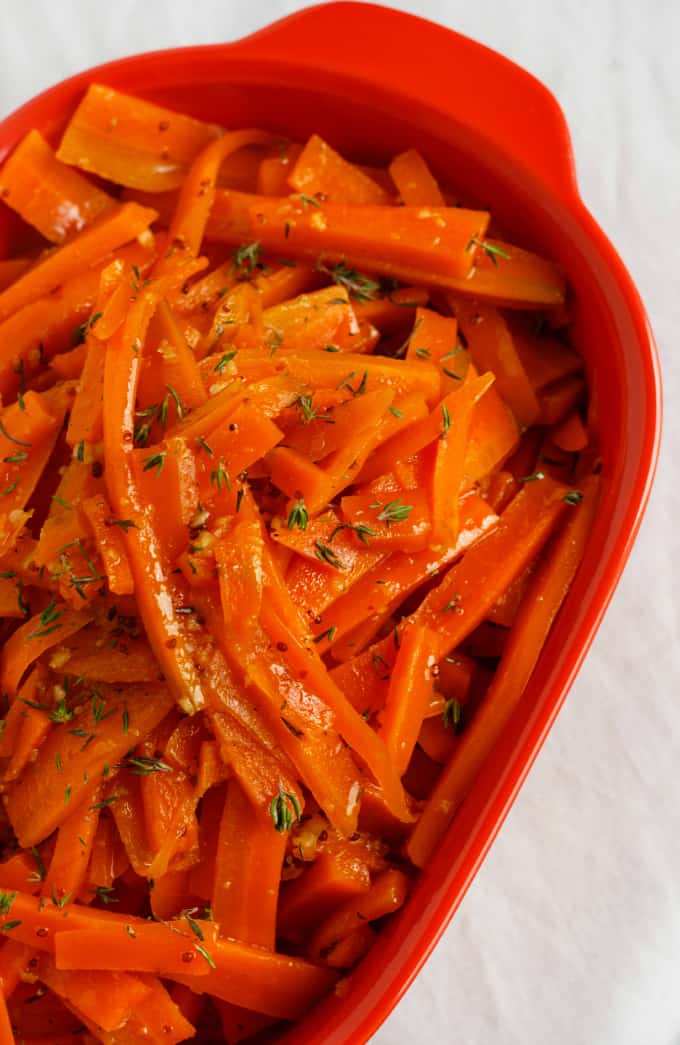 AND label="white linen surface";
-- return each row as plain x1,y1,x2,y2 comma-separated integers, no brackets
1,2,677,1042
